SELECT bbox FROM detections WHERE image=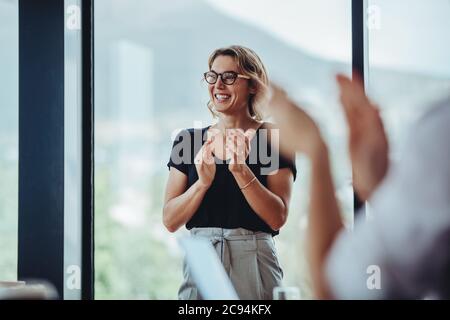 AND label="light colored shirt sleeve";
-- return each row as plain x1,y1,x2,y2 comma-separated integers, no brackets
325,100,450,299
